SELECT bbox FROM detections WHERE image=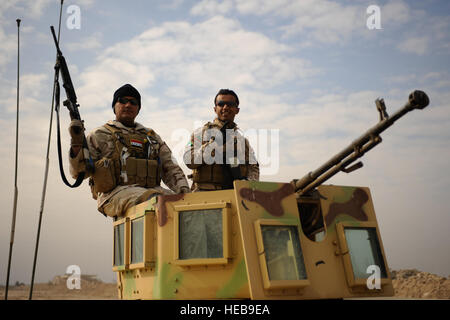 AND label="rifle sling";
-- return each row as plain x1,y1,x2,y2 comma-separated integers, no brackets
55,78,84,188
